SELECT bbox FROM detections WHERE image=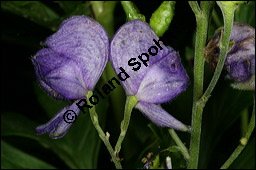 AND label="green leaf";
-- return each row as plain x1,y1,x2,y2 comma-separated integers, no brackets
60,1,93,21
2,82,109,169
166,145,182,153
1,140,55,169
1,1,60,31
150,154,160,169
55,1,84,14
1,112,39,140
1,112,76,168
235,1,255,27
